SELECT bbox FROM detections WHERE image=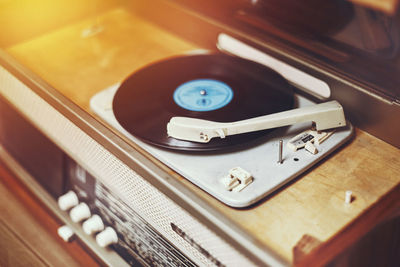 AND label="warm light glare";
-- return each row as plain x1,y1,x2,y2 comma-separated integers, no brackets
0,0,116,47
